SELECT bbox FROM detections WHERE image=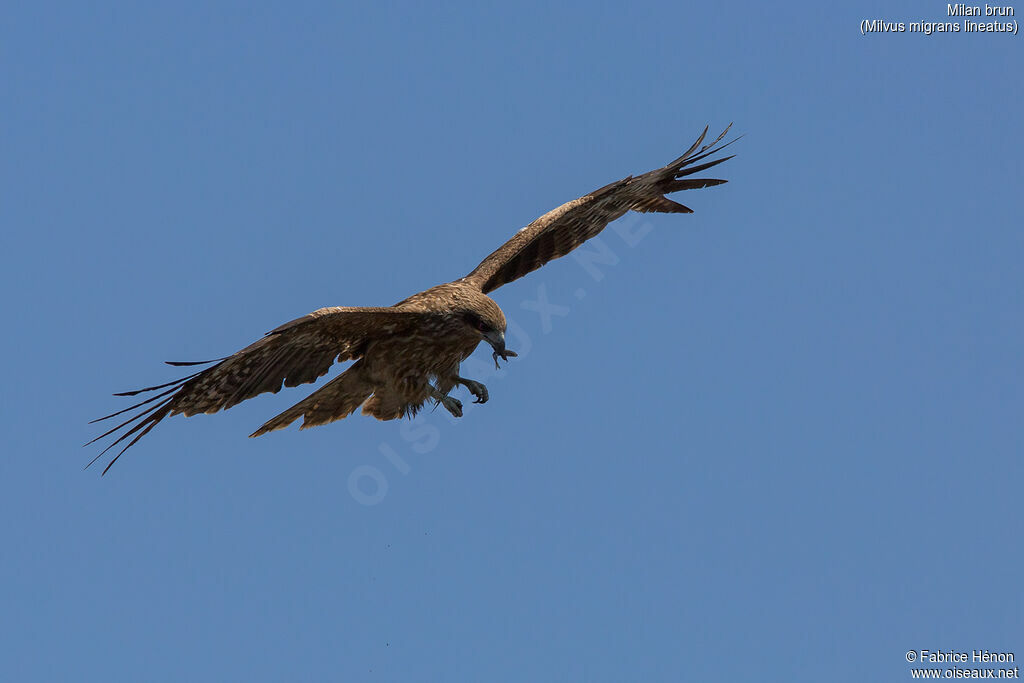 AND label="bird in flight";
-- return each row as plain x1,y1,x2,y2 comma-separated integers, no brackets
88,124,736,473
